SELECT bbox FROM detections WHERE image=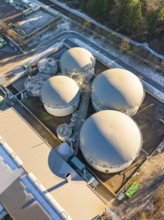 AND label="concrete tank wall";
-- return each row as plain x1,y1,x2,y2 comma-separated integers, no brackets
80,146,133,173
91,96,140,117
43,97,80,117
